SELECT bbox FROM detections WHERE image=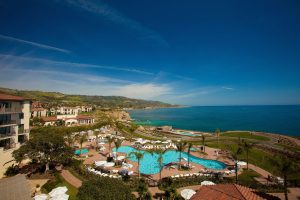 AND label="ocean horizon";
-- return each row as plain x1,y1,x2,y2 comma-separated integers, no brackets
129,105,300,136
